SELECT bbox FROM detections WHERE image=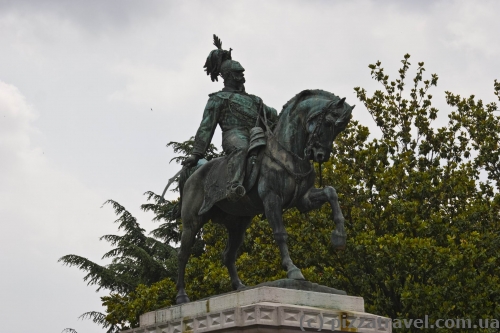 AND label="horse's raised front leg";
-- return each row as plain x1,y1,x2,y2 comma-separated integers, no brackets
262,191,305,280
297,186,346,250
